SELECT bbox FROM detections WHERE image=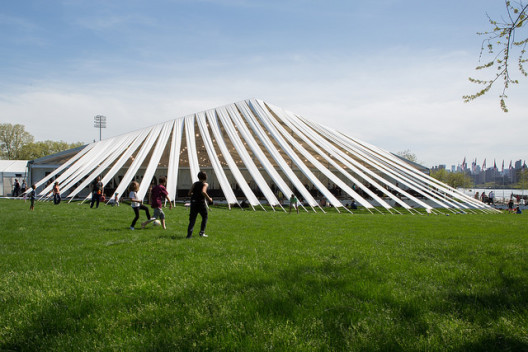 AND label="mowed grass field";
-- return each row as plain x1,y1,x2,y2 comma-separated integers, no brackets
0,199,527,351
